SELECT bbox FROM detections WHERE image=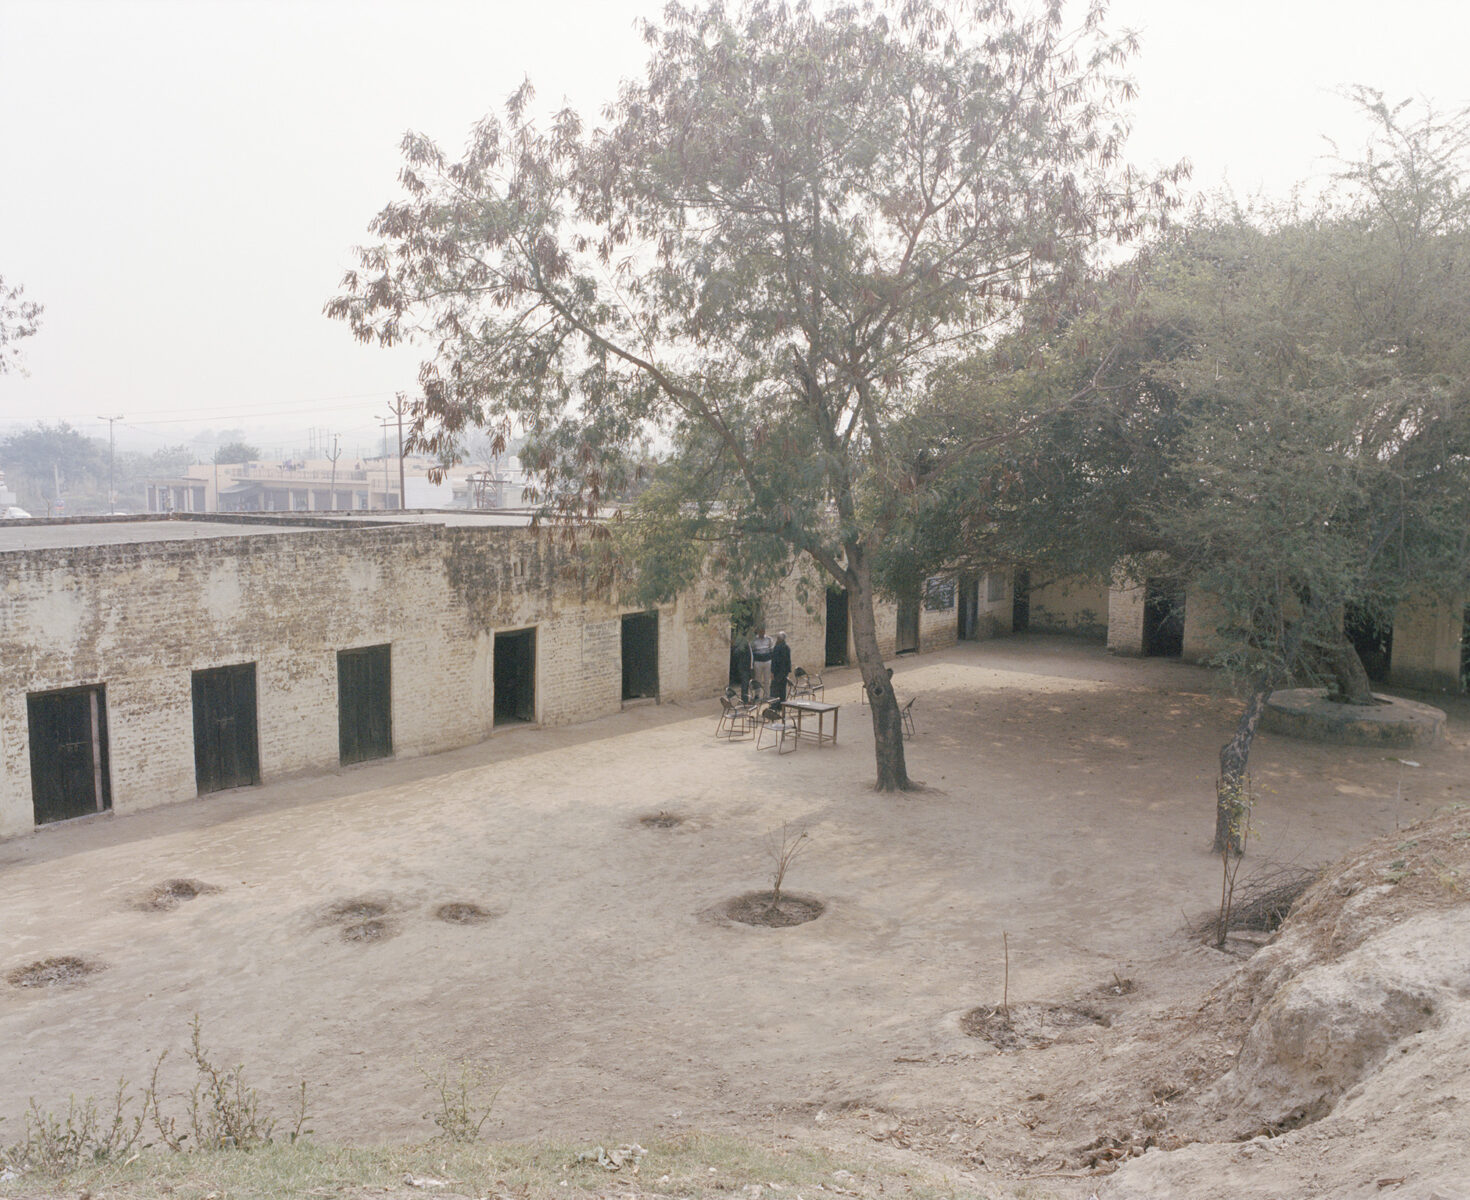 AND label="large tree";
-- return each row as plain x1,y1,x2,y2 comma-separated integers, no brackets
911,92,1470,846
328,0,1171,789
